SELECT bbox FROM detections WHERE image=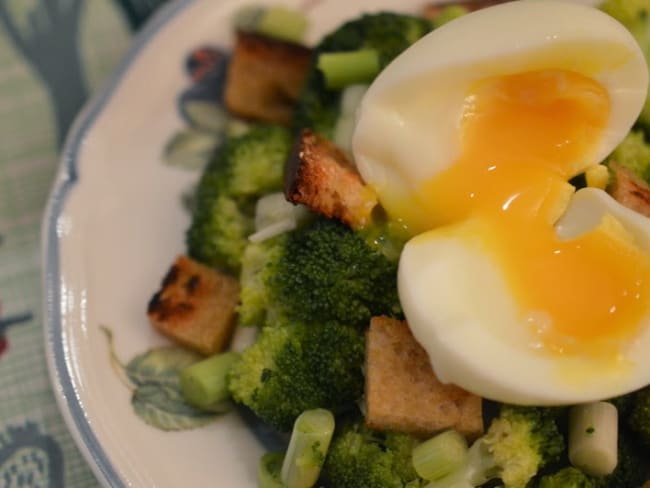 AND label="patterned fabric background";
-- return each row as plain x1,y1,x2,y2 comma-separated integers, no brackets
0,1,167,485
